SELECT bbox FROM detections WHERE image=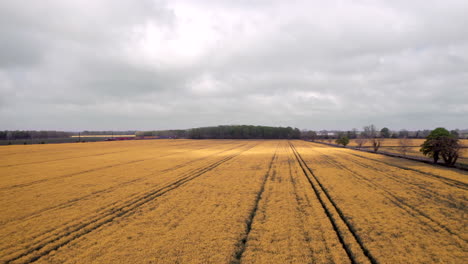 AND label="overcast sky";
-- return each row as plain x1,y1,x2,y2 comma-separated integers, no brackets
1,0,467,131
